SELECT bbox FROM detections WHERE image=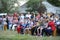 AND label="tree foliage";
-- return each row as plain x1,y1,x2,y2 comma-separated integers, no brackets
0,0,19,13
37,4,46,13
26,0,40,12
26,0,46,13
47,0,60,7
